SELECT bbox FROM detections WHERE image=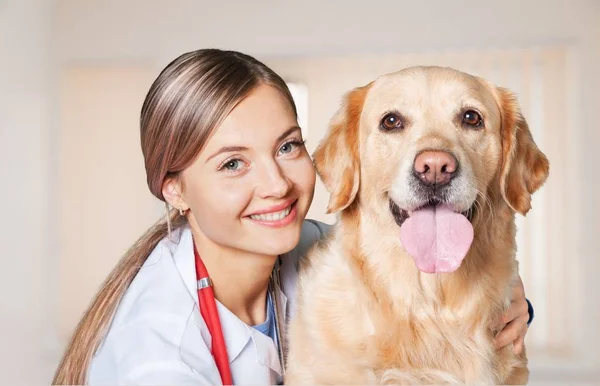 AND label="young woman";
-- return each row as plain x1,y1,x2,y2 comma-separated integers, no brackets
53,49,534,385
